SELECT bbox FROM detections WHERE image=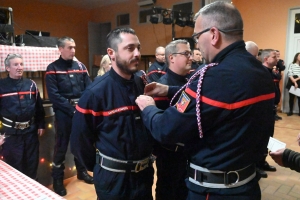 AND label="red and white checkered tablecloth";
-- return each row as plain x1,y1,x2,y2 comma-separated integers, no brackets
0,160,66,200
0,45,60,72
